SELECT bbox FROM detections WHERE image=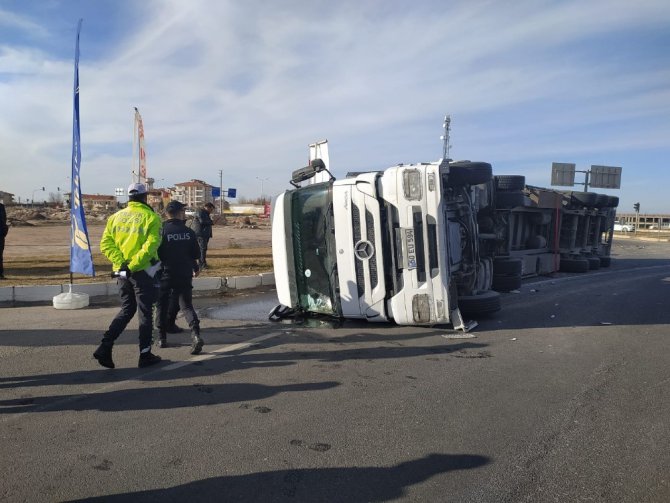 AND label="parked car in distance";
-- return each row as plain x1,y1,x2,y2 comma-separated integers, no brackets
614,222,634,232
648,223,670,230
